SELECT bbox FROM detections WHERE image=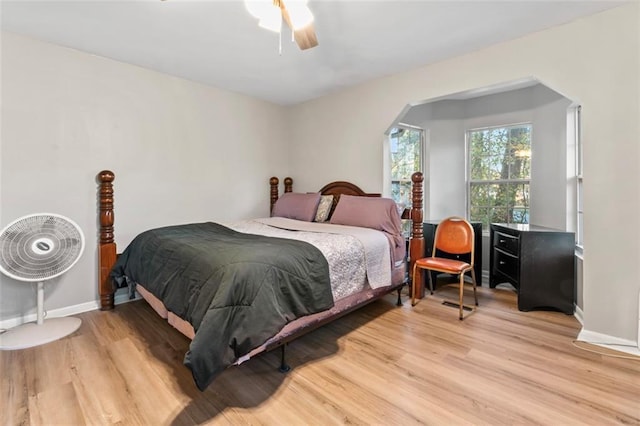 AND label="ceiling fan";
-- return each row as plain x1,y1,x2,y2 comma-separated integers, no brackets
245,0,318,50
